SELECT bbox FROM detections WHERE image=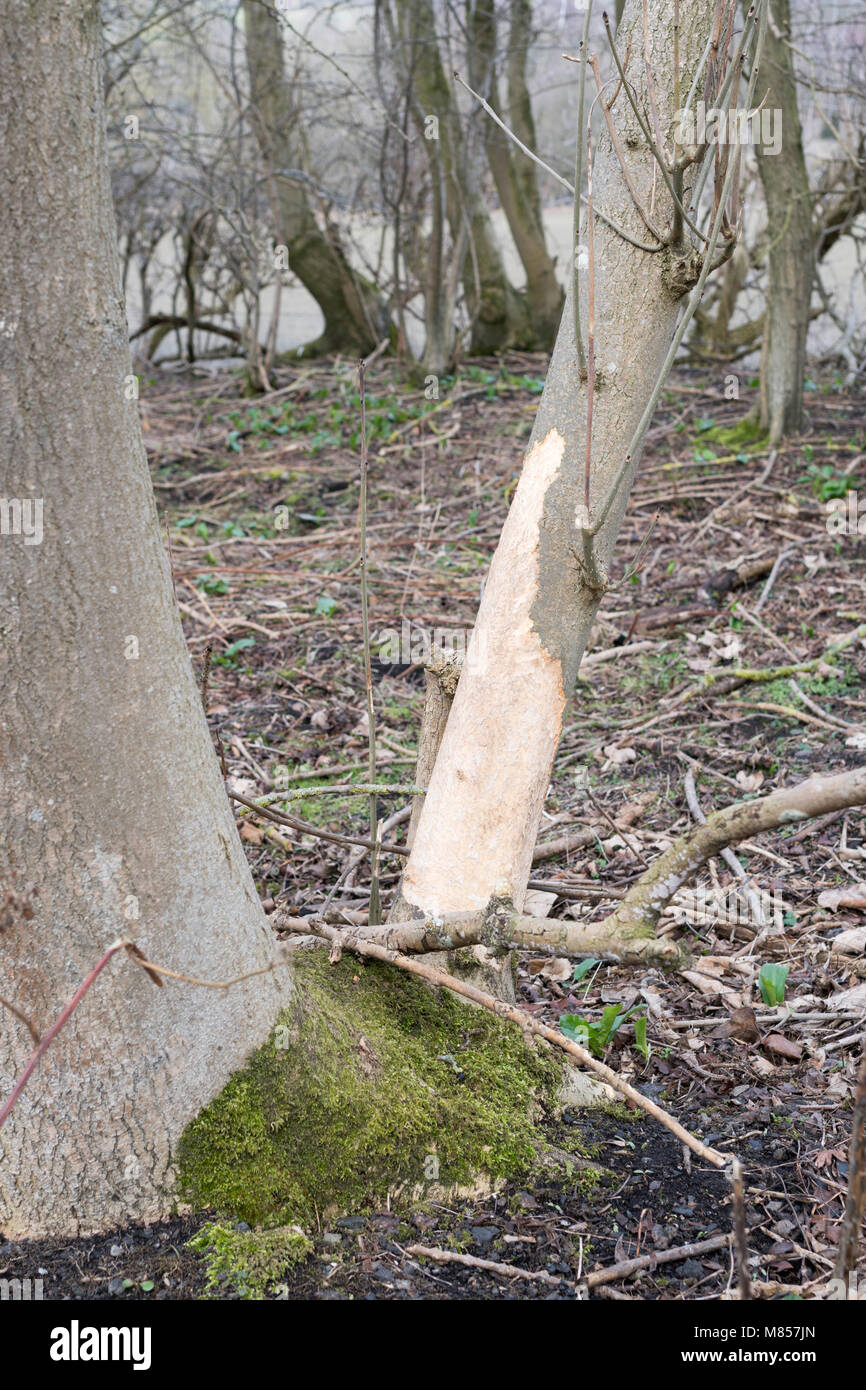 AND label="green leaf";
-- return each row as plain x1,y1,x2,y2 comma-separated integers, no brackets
560,1013,593,1050
315,594,337,616
634,1015,649,1059
223,637,255,659
759,962,789,1006
596,1004,624,1049
140,1280,154,1292
572,957,599,983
